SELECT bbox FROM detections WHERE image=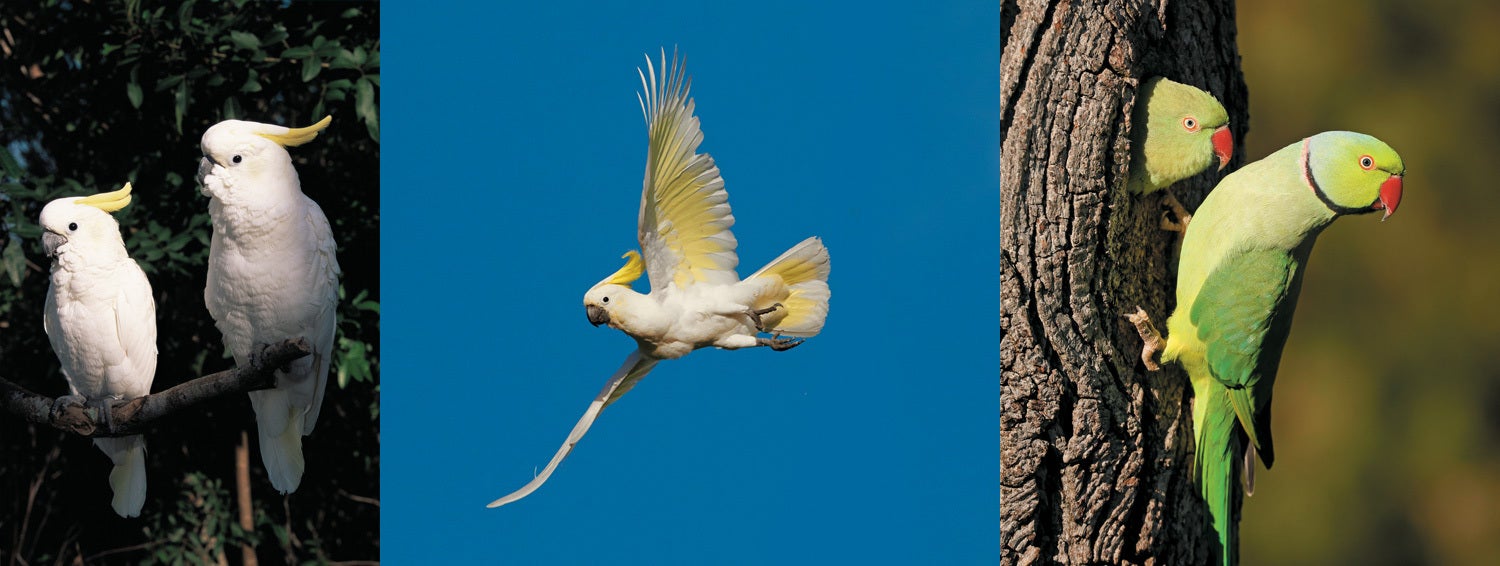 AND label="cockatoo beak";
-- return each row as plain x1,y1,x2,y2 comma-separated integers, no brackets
1378,174,1403,221
196,156,217,187
1212,126,1233,171
42,231,66,258
586,305,610,327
